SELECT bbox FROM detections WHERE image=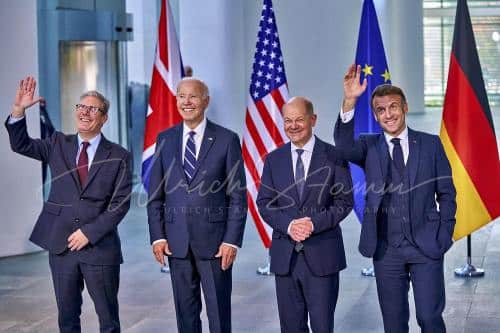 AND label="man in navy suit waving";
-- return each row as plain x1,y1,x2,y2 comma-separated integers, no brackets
334,65,457,333
147,78,247,333
5,77,132,332
257,97,353,333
